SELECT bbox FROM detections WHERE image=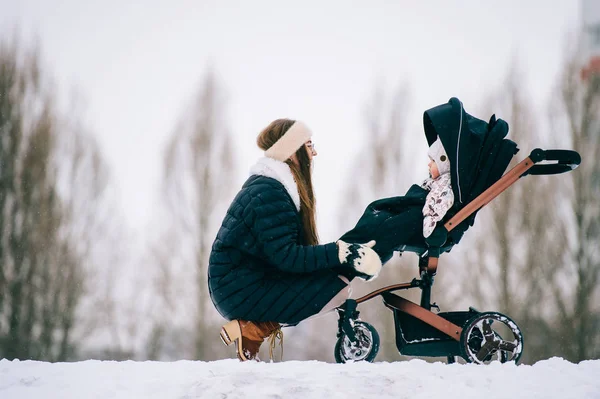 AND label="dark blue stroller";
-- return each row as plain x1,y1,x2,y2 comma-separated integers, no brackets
334,98,581,364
